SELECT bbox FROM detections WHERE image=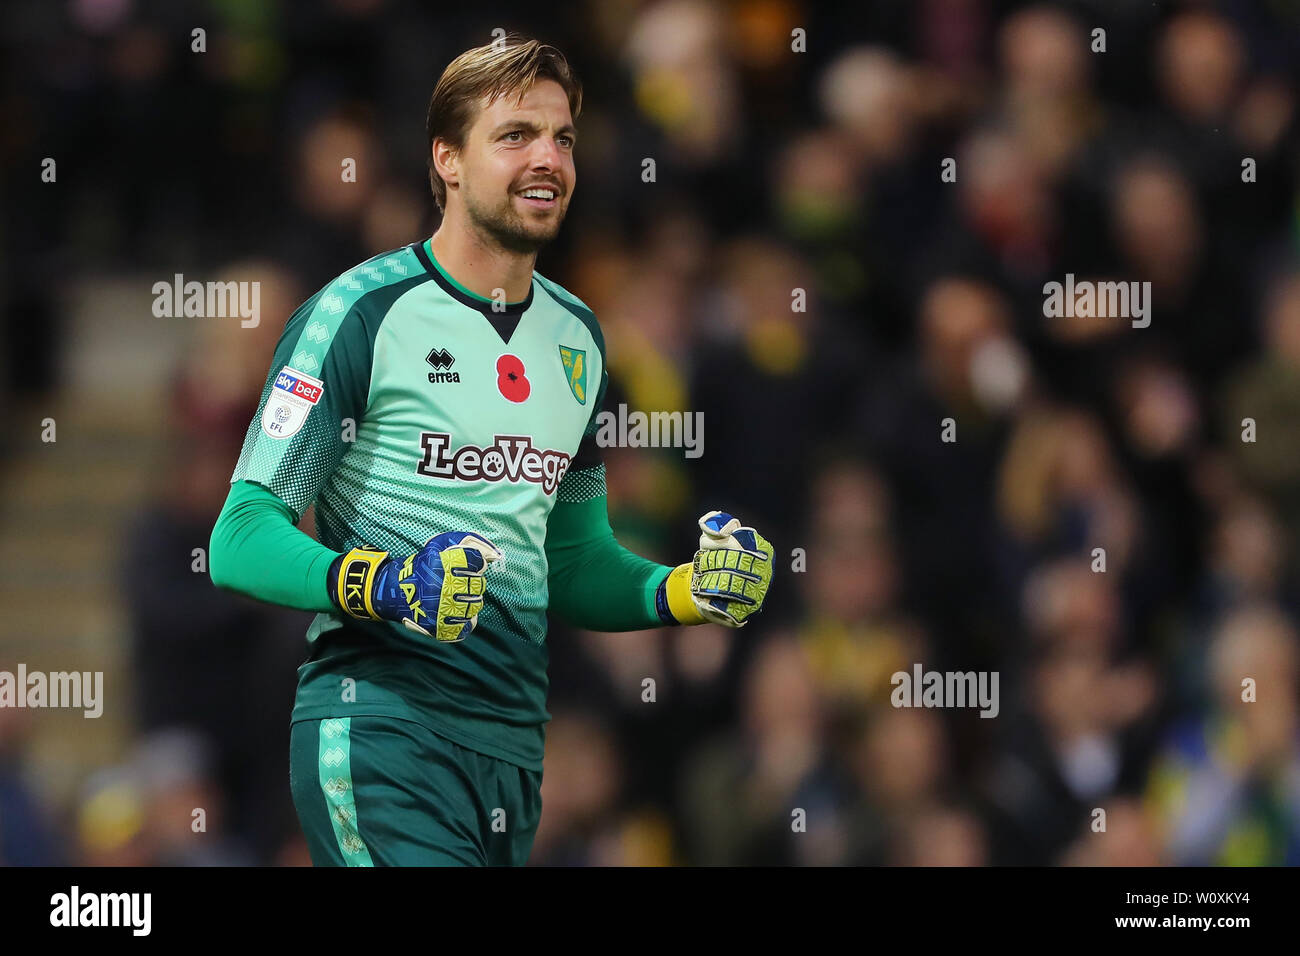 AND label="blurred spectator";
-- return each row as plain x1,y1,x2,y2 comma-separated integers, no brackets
794,459,926,718
996,6,1100,182
531,708,677,866
889,800,990,866
986,625,1158,864
679,635,842,865
74,729,253,865
0,703,64,865
860,277,1024,660
1059,796,1163,866
1225,269,1300,577
1147,605,1300,865
275,107,383,286
120,260,314,863
691,236,868,562
843,705,967,865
